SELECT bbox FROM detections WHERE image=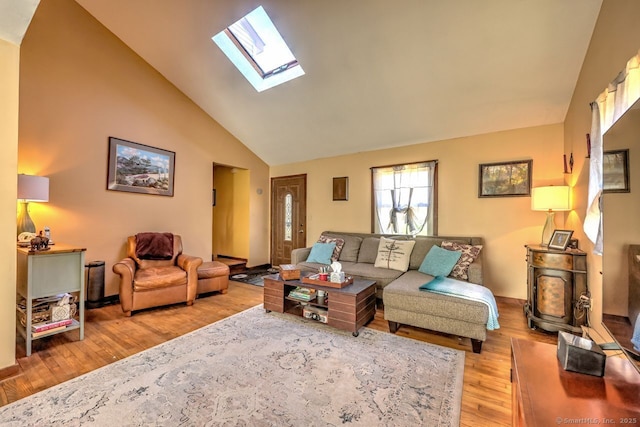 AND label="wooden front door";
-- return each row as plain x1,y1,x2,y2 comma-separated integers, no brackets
271,174,307,266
